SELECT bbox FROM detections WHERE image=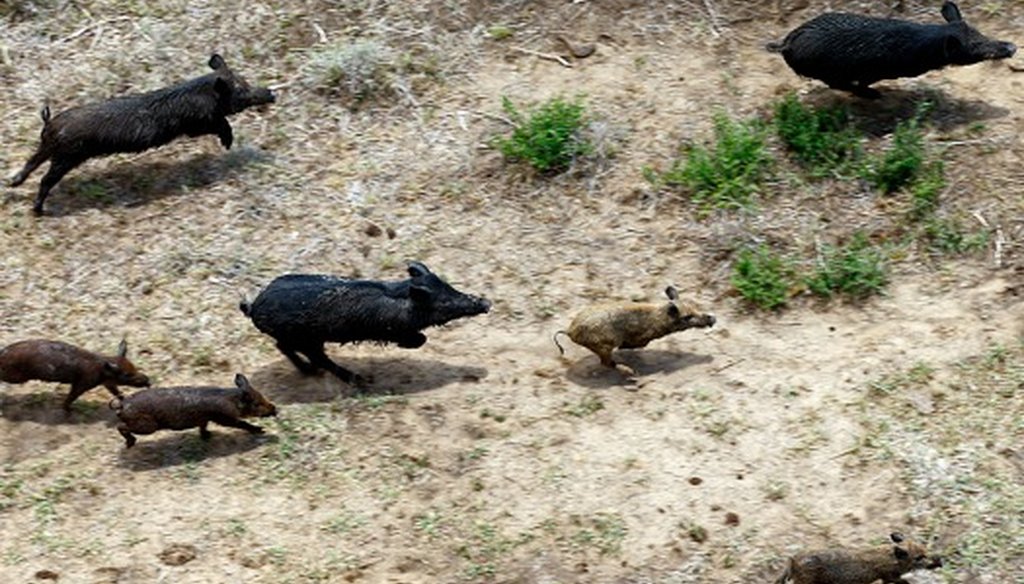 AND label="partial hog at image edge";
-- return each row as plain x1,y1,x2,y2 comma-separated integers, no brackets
773,532,943,584
554,285,716,376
